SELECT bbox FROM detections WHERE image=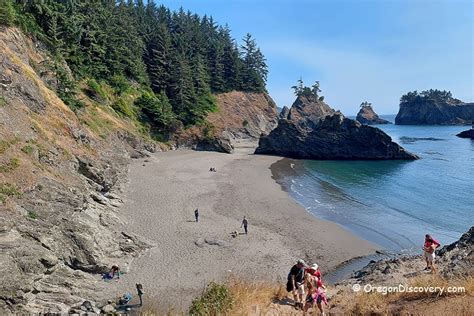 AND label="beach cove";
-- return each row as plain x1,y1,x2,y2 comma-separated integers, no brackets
103,148,378,311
